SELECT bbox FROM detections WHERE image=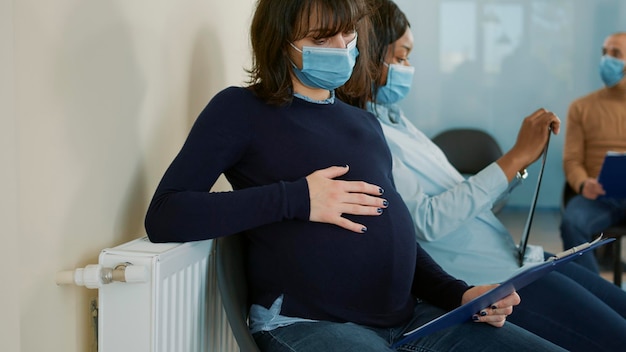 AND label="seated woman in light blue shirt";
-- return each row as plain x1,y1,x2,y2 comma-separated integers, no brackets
345,0,626,351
